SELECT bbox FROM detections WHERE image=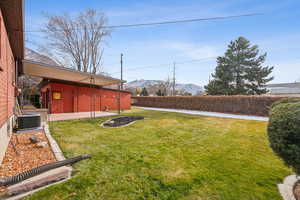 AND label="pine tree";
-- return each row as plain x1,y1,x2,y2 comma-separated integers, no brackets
205,37,273,95
141,87,149,96
156,89,163,96
244,58,274,94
